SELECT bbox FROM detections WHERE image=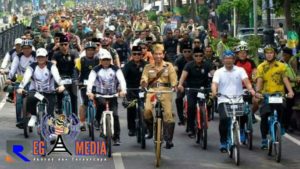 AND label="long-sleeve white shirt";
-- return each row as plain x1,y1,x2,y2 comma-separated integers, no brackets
86,65,126,94
8,54,35,80
19,63,63,92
